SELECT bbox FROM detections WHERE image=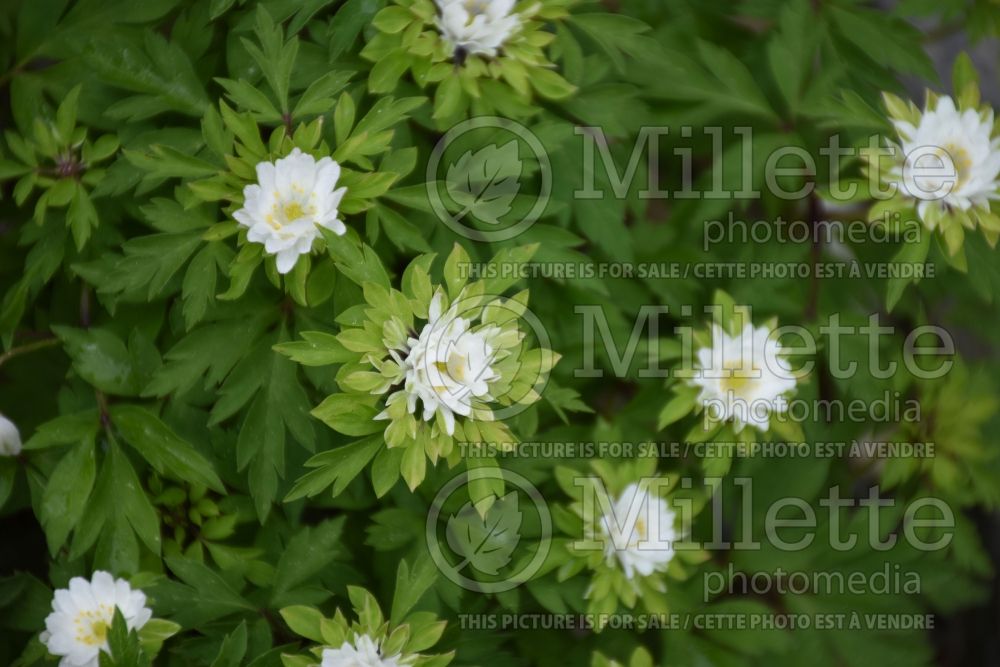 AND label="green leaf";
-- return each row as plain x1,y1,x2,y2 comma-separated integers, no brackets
371,446,403,497
285,435,382,501
98,231,202,302
209,0,236,19
326,235,391,289
372,6,413,33
209,621,247,667
85,31,209,120
952,52,979,102
53,326,141,396
216,78,280,119
271,517,345,600
125,145,219,179
293,70,353,117
55,84,82,143
67,185,98,251
274,331,354,366
569,13,653,73
433,75,464,121
311,393,384,436
829,7,936,80
24,410,99,450
103,607,150,666
243,6,299,111
40,436,96,553
329,0,378,58
228,329,316,520
159,557,254,626
369,50,410,94
138,618,181,659
391,554,438,624
84,134,120,163
886,233,931,311
182,244,227,330
657,387,698,430
108,442,162,556
288,0,339,33
443,243,471,297
220,102,267,159
111,405,225,492
530,68,577,100
466,456,503,511
400,440,426,491
353,96,426,138
279,606,325,643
